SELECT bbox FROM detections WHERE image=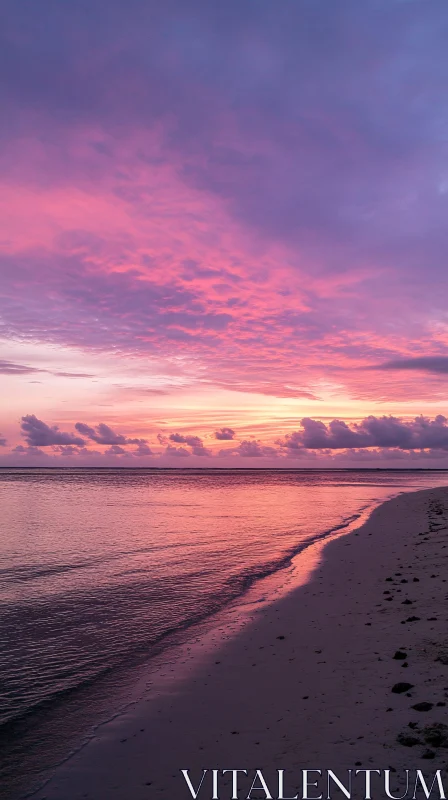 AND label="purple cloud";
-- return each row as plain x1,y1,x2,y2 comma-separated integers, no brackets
53,371,95,378
279,415,448,452
237,440,277,458
12,444,46,457
214,427,235,440
169,432,211,456
169,433,203,447
0,360,40,375
21,415,85,447
0,360,93,378
104,445,127,455
53,445,83,456
134,442,153,456
75,422,147,446
376,357,448,374
3,0,448,283
3,0,448,417
0,434,6,446
191,445,211,457
165,444,190,457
